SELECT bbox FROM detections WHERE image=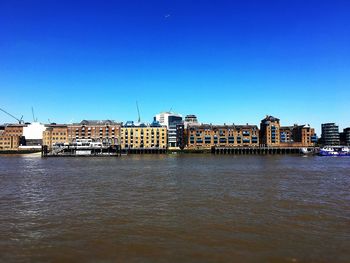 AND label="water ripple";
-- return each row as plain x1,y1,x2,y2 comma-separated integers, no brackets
0,154,349,262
